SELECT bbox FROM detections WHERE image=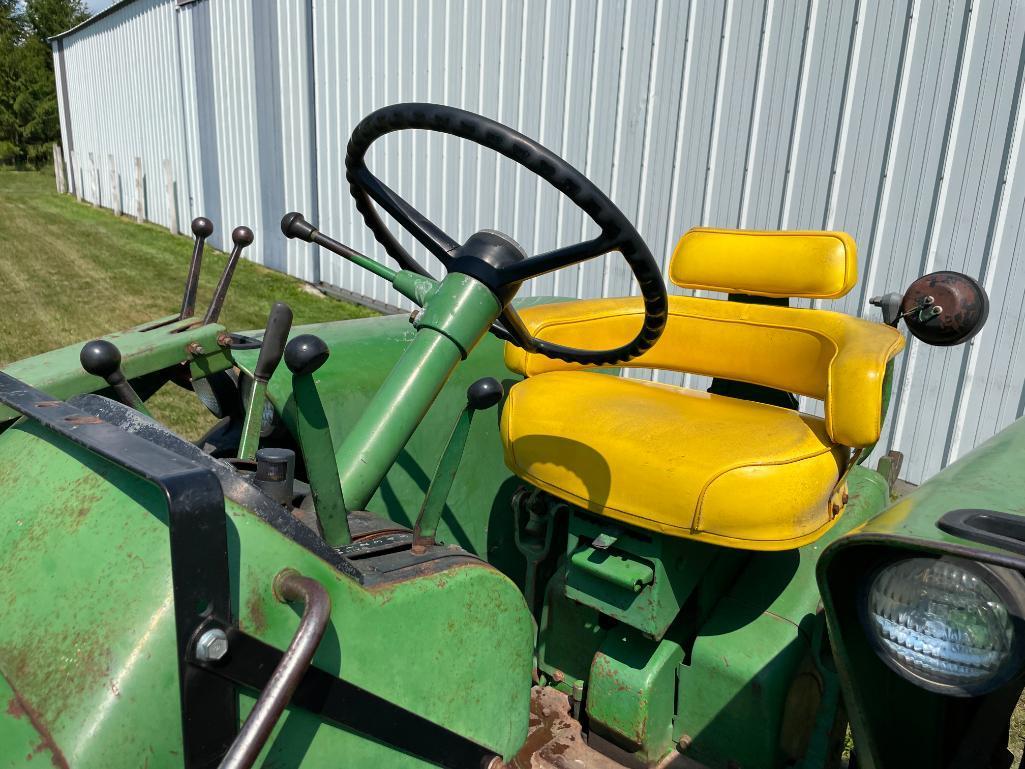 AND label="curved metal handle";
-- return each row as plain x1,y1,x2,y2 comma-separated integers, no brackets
220,570,331,769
